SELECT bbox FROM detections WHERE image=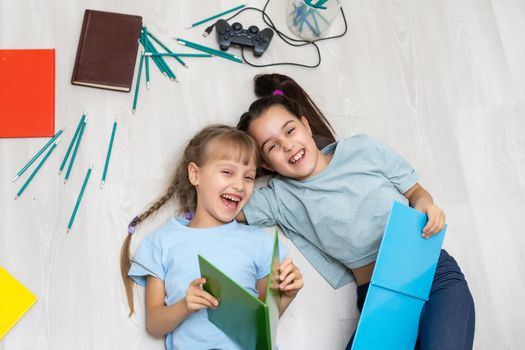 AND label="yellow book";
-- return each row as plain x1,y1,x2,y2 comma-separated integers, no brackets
0,266,38,339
